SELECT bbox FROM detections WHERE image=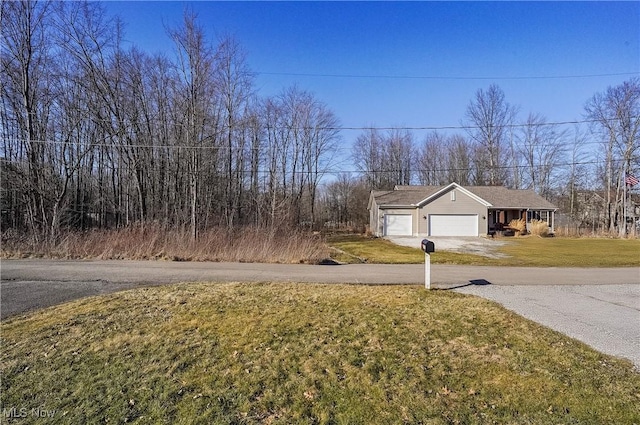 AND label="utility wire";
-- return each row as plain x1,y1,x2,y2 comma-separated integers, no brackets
2,116,637,151
340,159,638,176
2,157,637,176
338,117,624,131
2,111,634,132
257,71,640,81
0,136,610,150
